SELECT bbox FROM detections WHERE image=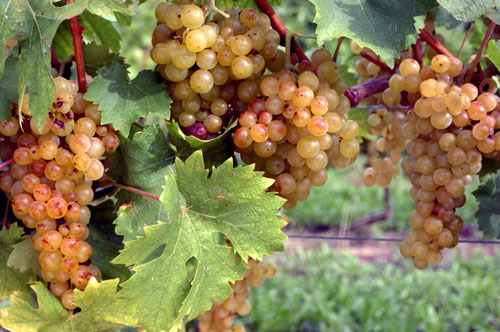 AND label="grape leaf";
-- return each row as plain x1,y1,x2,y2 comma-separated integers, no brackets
79,11,121,53
51,21,73,60
347,108,370,139
166,120,237,169
434,6,473,31
113,151,286,332
110,125,175,241
437,0,500,24
0,279,138,332
85,62,172,136
7,233,39,275
308,0,437,67
0,225,34,298
87,0,135,18
82,42,127,77
473,171,500,239
0,0,87,127
485,40,500,72
0,55,19,121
